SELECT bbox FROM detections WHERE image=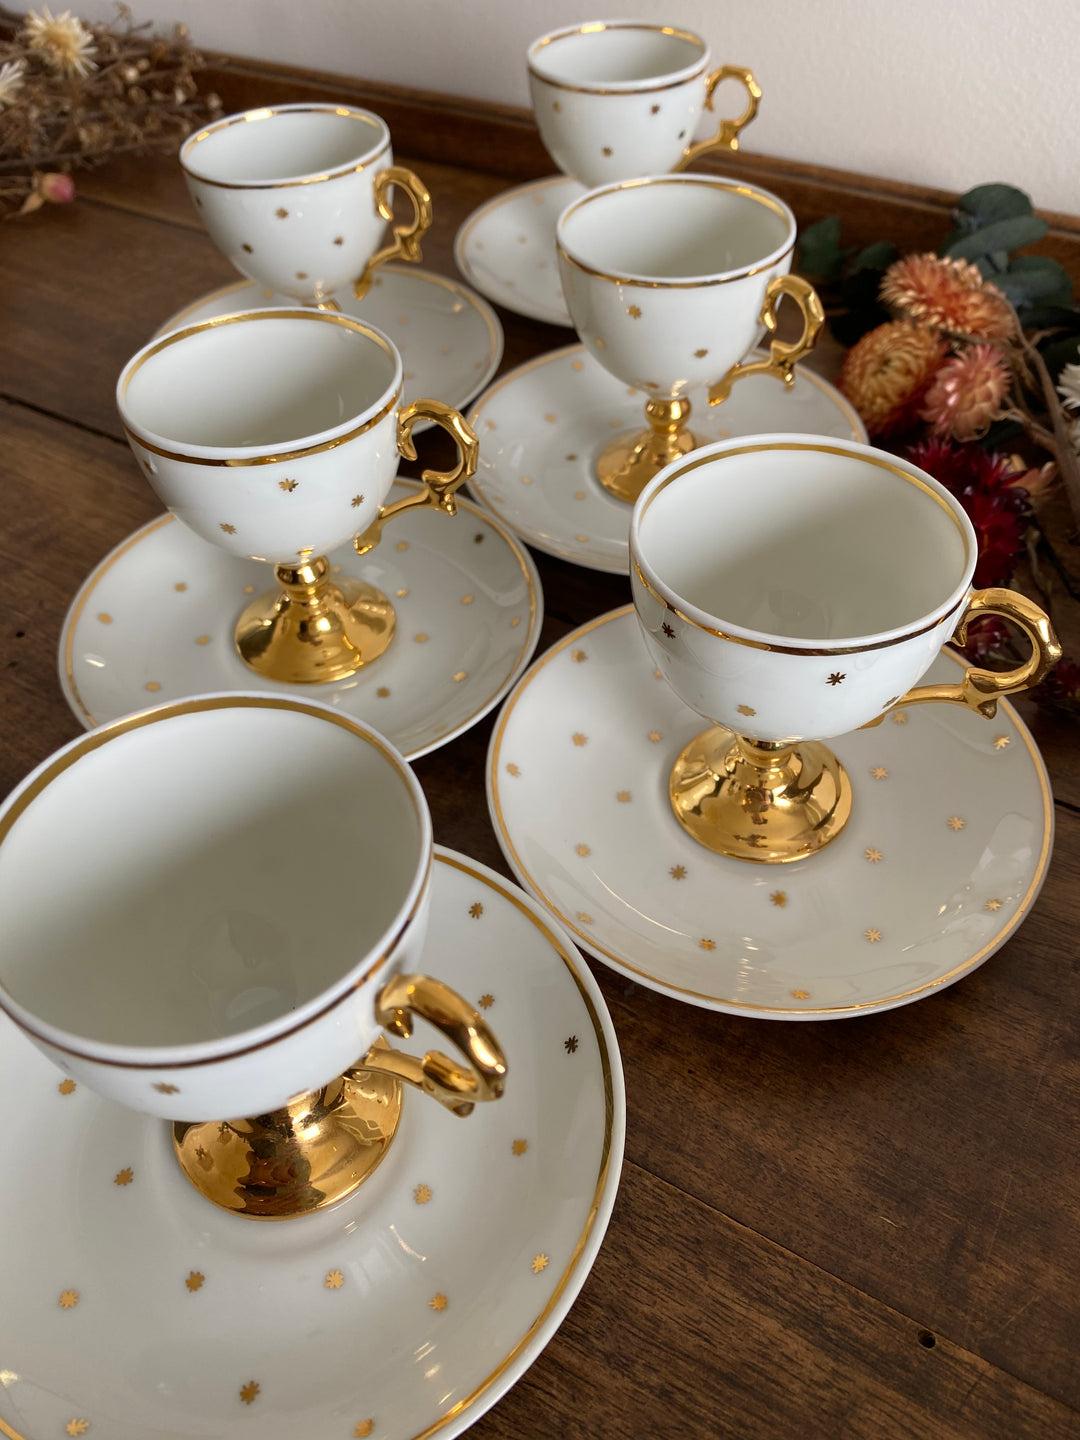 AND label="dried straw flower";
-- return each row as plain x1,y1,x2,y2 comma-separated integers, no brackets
0,58,25,107
22,7,97,77
921,343,1012,441
1056,359,1080,412
837,320,947,437
881,253,1014,340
